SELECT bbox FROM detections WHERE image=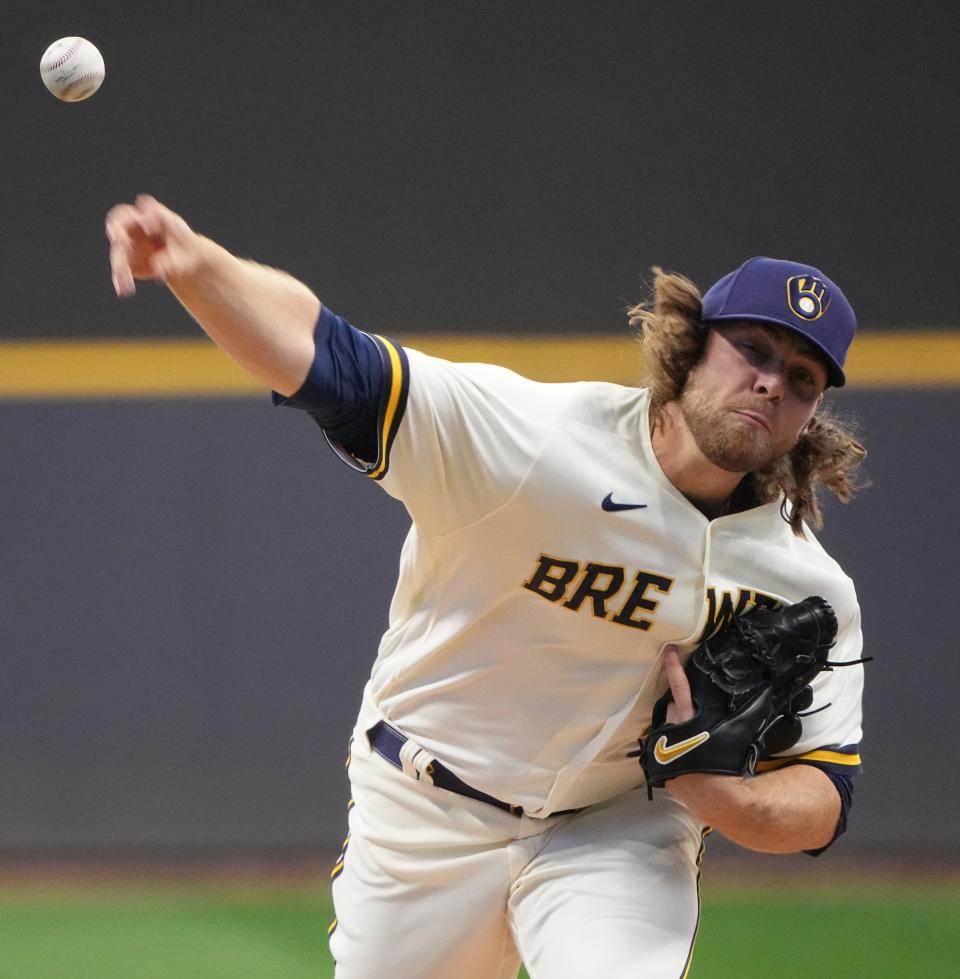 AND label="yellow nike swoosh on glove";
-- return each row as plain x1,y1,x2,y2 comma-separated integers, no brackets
653,731,711,765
